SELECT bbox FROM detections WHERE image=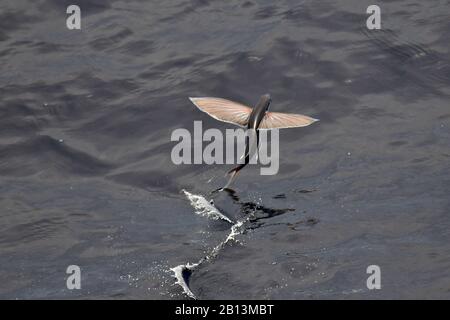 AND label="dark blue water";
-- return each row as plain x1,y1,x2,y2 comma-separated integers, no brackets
1,0,449,299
